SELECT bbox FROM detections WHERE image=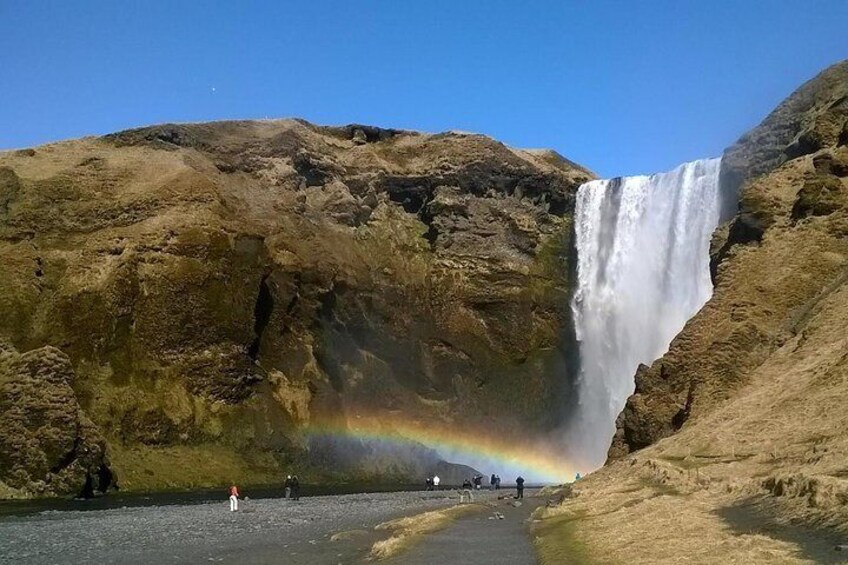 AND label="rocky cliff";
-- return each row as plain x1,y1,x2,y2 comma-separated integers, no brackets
610,59,848,457
534,60,848,565
0,120,592,496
